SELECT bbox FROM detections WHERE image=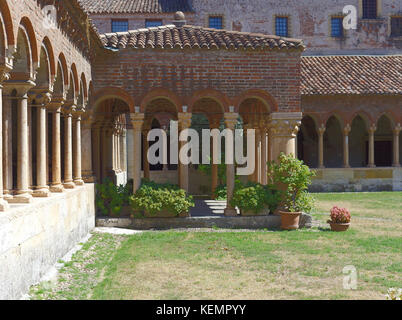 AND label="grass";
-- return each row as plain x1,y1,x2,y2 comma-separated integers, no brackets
29,192,402,300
